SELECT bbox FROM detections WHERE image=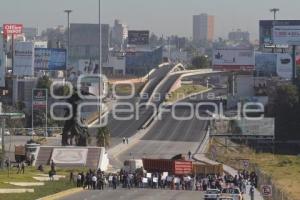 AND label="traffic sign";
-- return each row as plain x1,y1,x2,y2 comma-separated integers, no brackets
261,185,272,197
242,159,250,169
